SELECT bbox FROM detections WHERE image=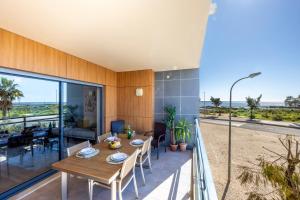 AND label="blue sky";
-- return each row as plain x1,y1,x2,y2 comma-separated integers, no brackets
200,0,300,102
1,74,59,103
